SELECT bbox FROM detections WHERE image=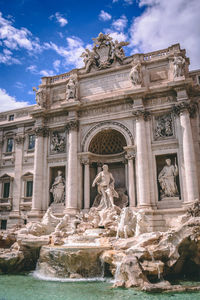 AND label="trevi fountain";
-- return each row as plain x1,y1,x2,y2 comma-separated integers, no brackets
1,33,200,299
